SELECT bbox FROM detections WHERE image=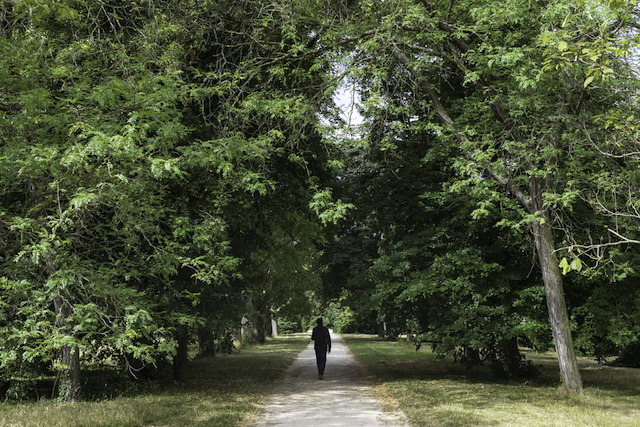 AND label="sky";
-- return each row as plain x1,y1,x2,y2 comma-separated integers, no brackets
334,84,364,127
